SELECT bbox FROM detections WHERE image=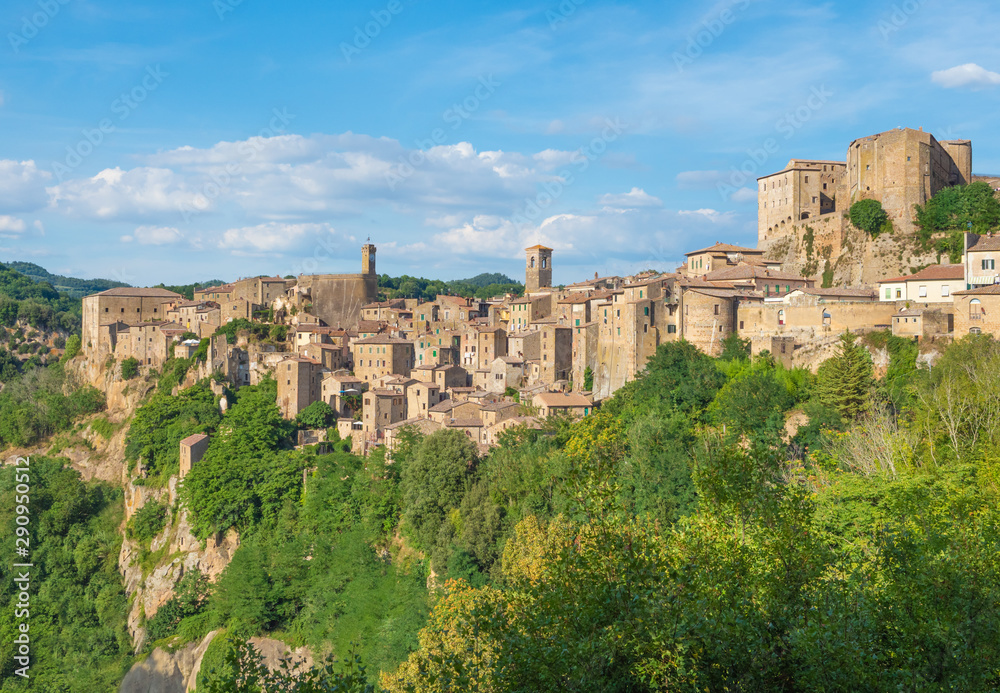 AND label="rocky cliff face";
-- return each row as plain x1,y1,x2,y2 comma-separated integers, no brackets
119,475,240,651
762,217,940,287
118,632,313,693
